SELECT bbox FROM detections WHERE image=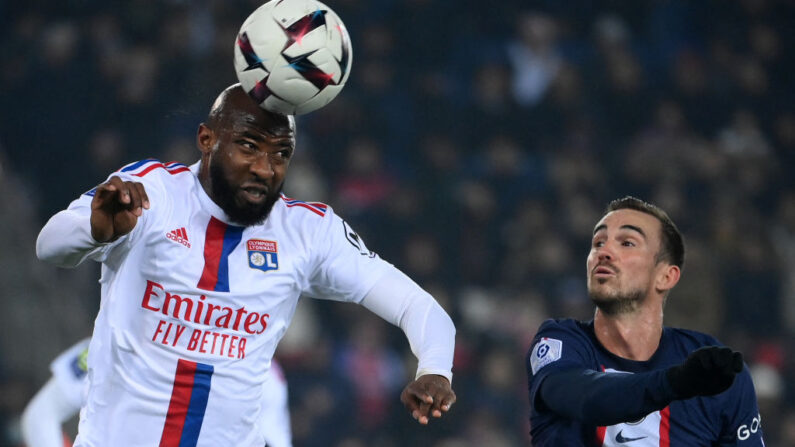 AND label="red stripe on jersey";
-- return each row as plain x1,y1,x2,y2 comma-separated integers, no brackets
133,162,190,177
595,364,607,446
281,195,327,215
307,201,327,211
166,166,191,175
659,406,671,446
197,218,226,291
284,201,325,216
595,426,606,445
159,360,197,447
